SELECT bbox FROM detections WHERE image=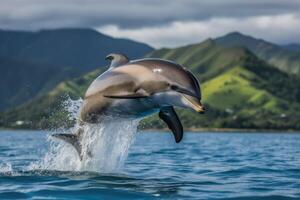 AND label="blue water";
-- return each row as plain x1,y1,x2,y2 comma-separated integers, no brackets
0,130,300,200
